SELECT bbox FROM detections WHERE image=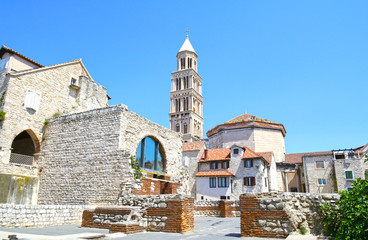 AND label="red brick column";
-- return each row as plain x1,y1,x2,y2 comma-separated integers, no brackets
240,196,289,238
146,197,194,233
